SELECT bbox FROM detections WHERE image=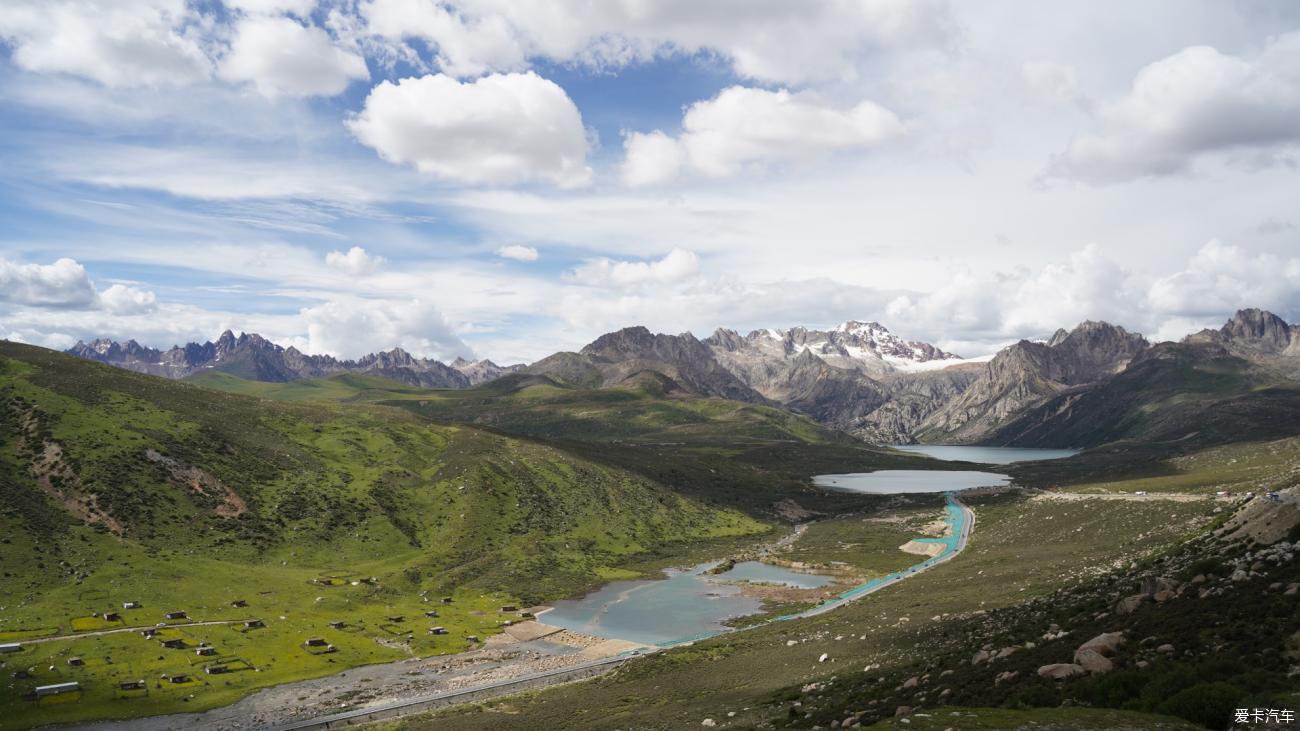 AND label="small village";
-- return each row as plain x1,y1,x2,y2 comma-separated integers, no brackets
0,575,538,726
